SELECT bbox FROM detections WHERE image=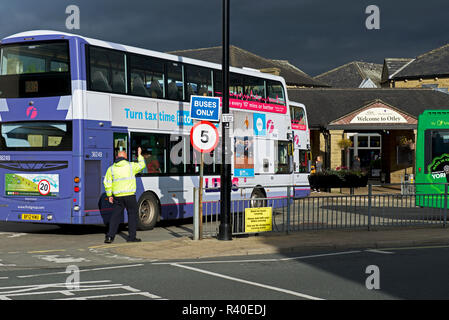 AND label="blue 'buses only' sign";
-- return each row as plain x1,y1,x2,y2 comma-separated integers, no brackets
190,95,220,122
